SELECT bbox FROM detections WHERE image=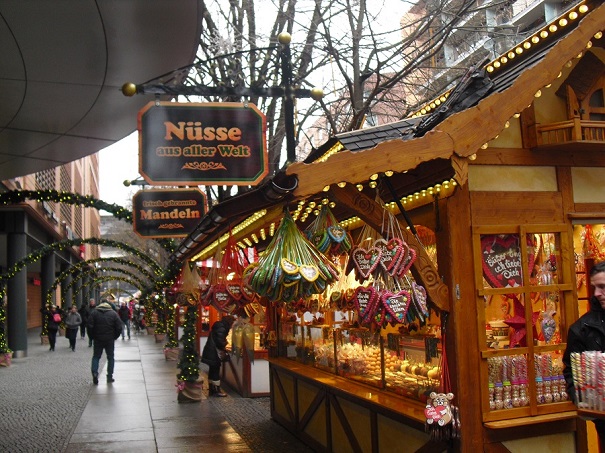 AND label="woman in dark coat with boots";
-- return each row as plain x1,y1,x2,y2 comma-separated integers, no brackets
202,315,235,397
40,305,62,351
